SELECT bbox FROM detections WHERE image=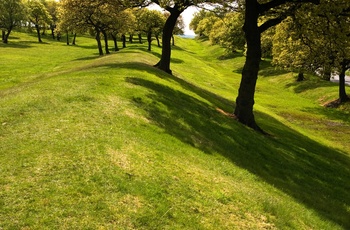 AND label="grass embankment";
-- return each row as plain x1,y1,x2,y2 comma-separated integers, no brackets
1,32,349,229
